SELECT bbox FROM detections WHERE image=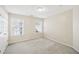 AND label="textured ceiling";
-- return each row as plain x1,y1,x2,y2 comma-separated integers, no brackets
4,5,73,18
